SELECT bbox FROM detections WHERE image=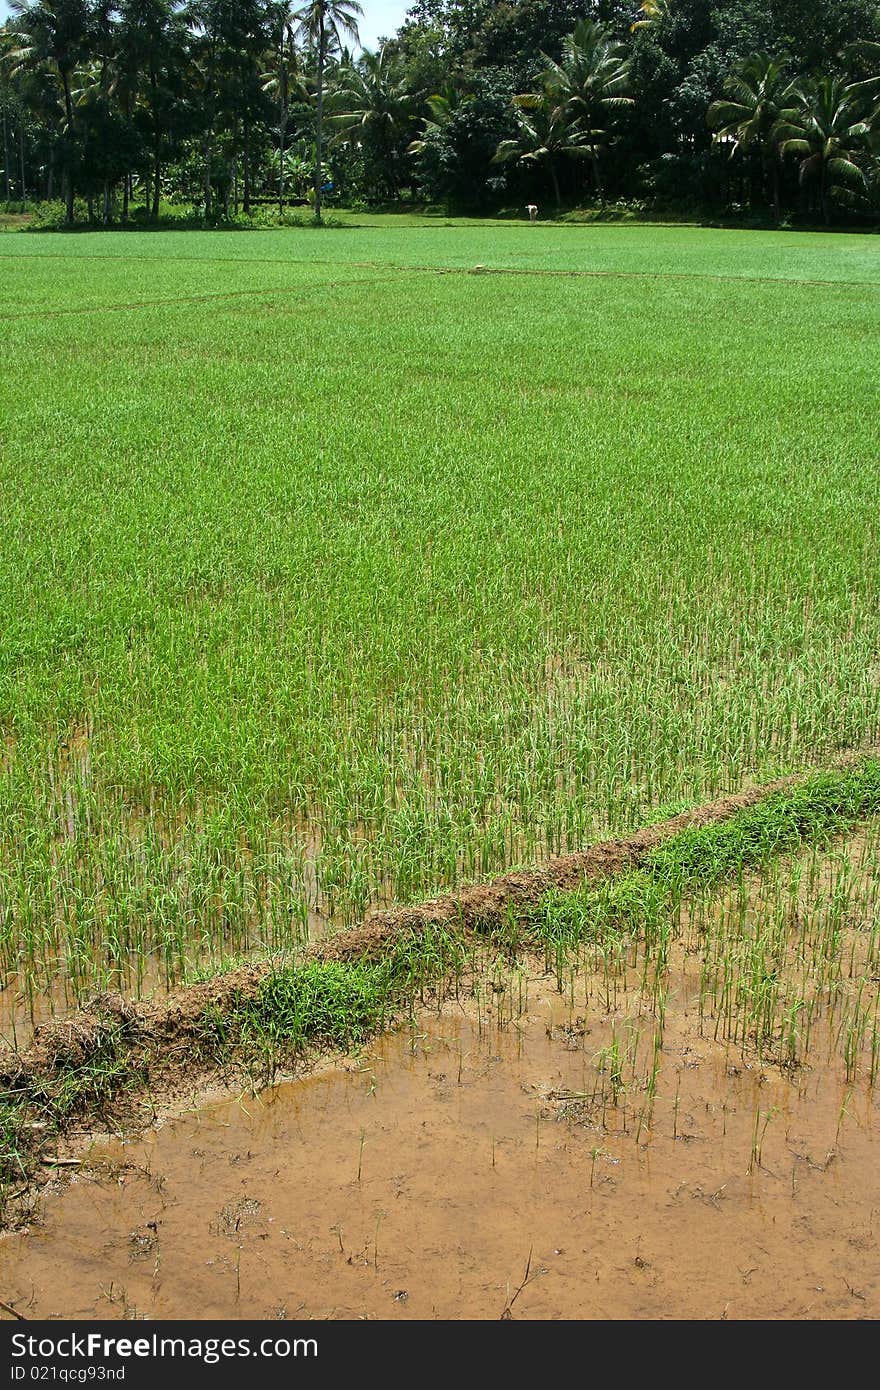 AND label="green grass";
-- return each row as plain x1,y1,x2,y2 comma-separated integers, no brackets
1,217,879,1006
533,759,880,951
